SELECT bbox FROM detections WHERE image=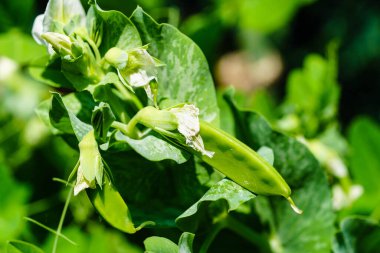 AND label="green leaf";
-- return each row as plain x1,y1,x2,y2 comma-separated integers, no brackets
28,57,74,89
91,2,142,55
144,236,178,253
102,151,204,227
91,102,115,142
7,240,44,253
348,117,380,213
176,179,255,232
178,232,195,253
49,92,93,141
0,30,46,63
114,131,190,164
224,90,335,253
130,7,219,126
87,176,151,234
333,217,380,253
